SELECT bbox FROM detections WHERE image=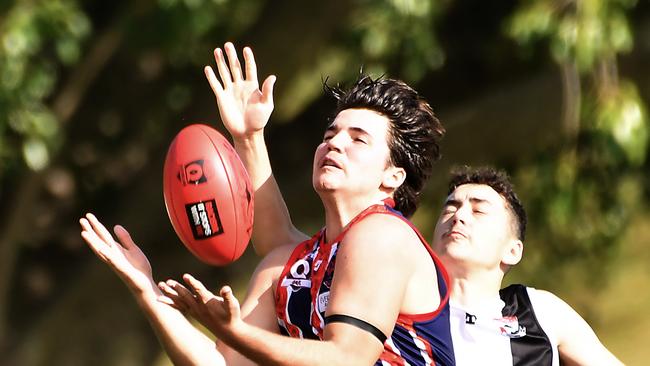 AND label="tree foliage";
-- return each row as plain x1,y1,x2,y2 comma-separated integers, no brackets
0,0,90,171
505,0,648,286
